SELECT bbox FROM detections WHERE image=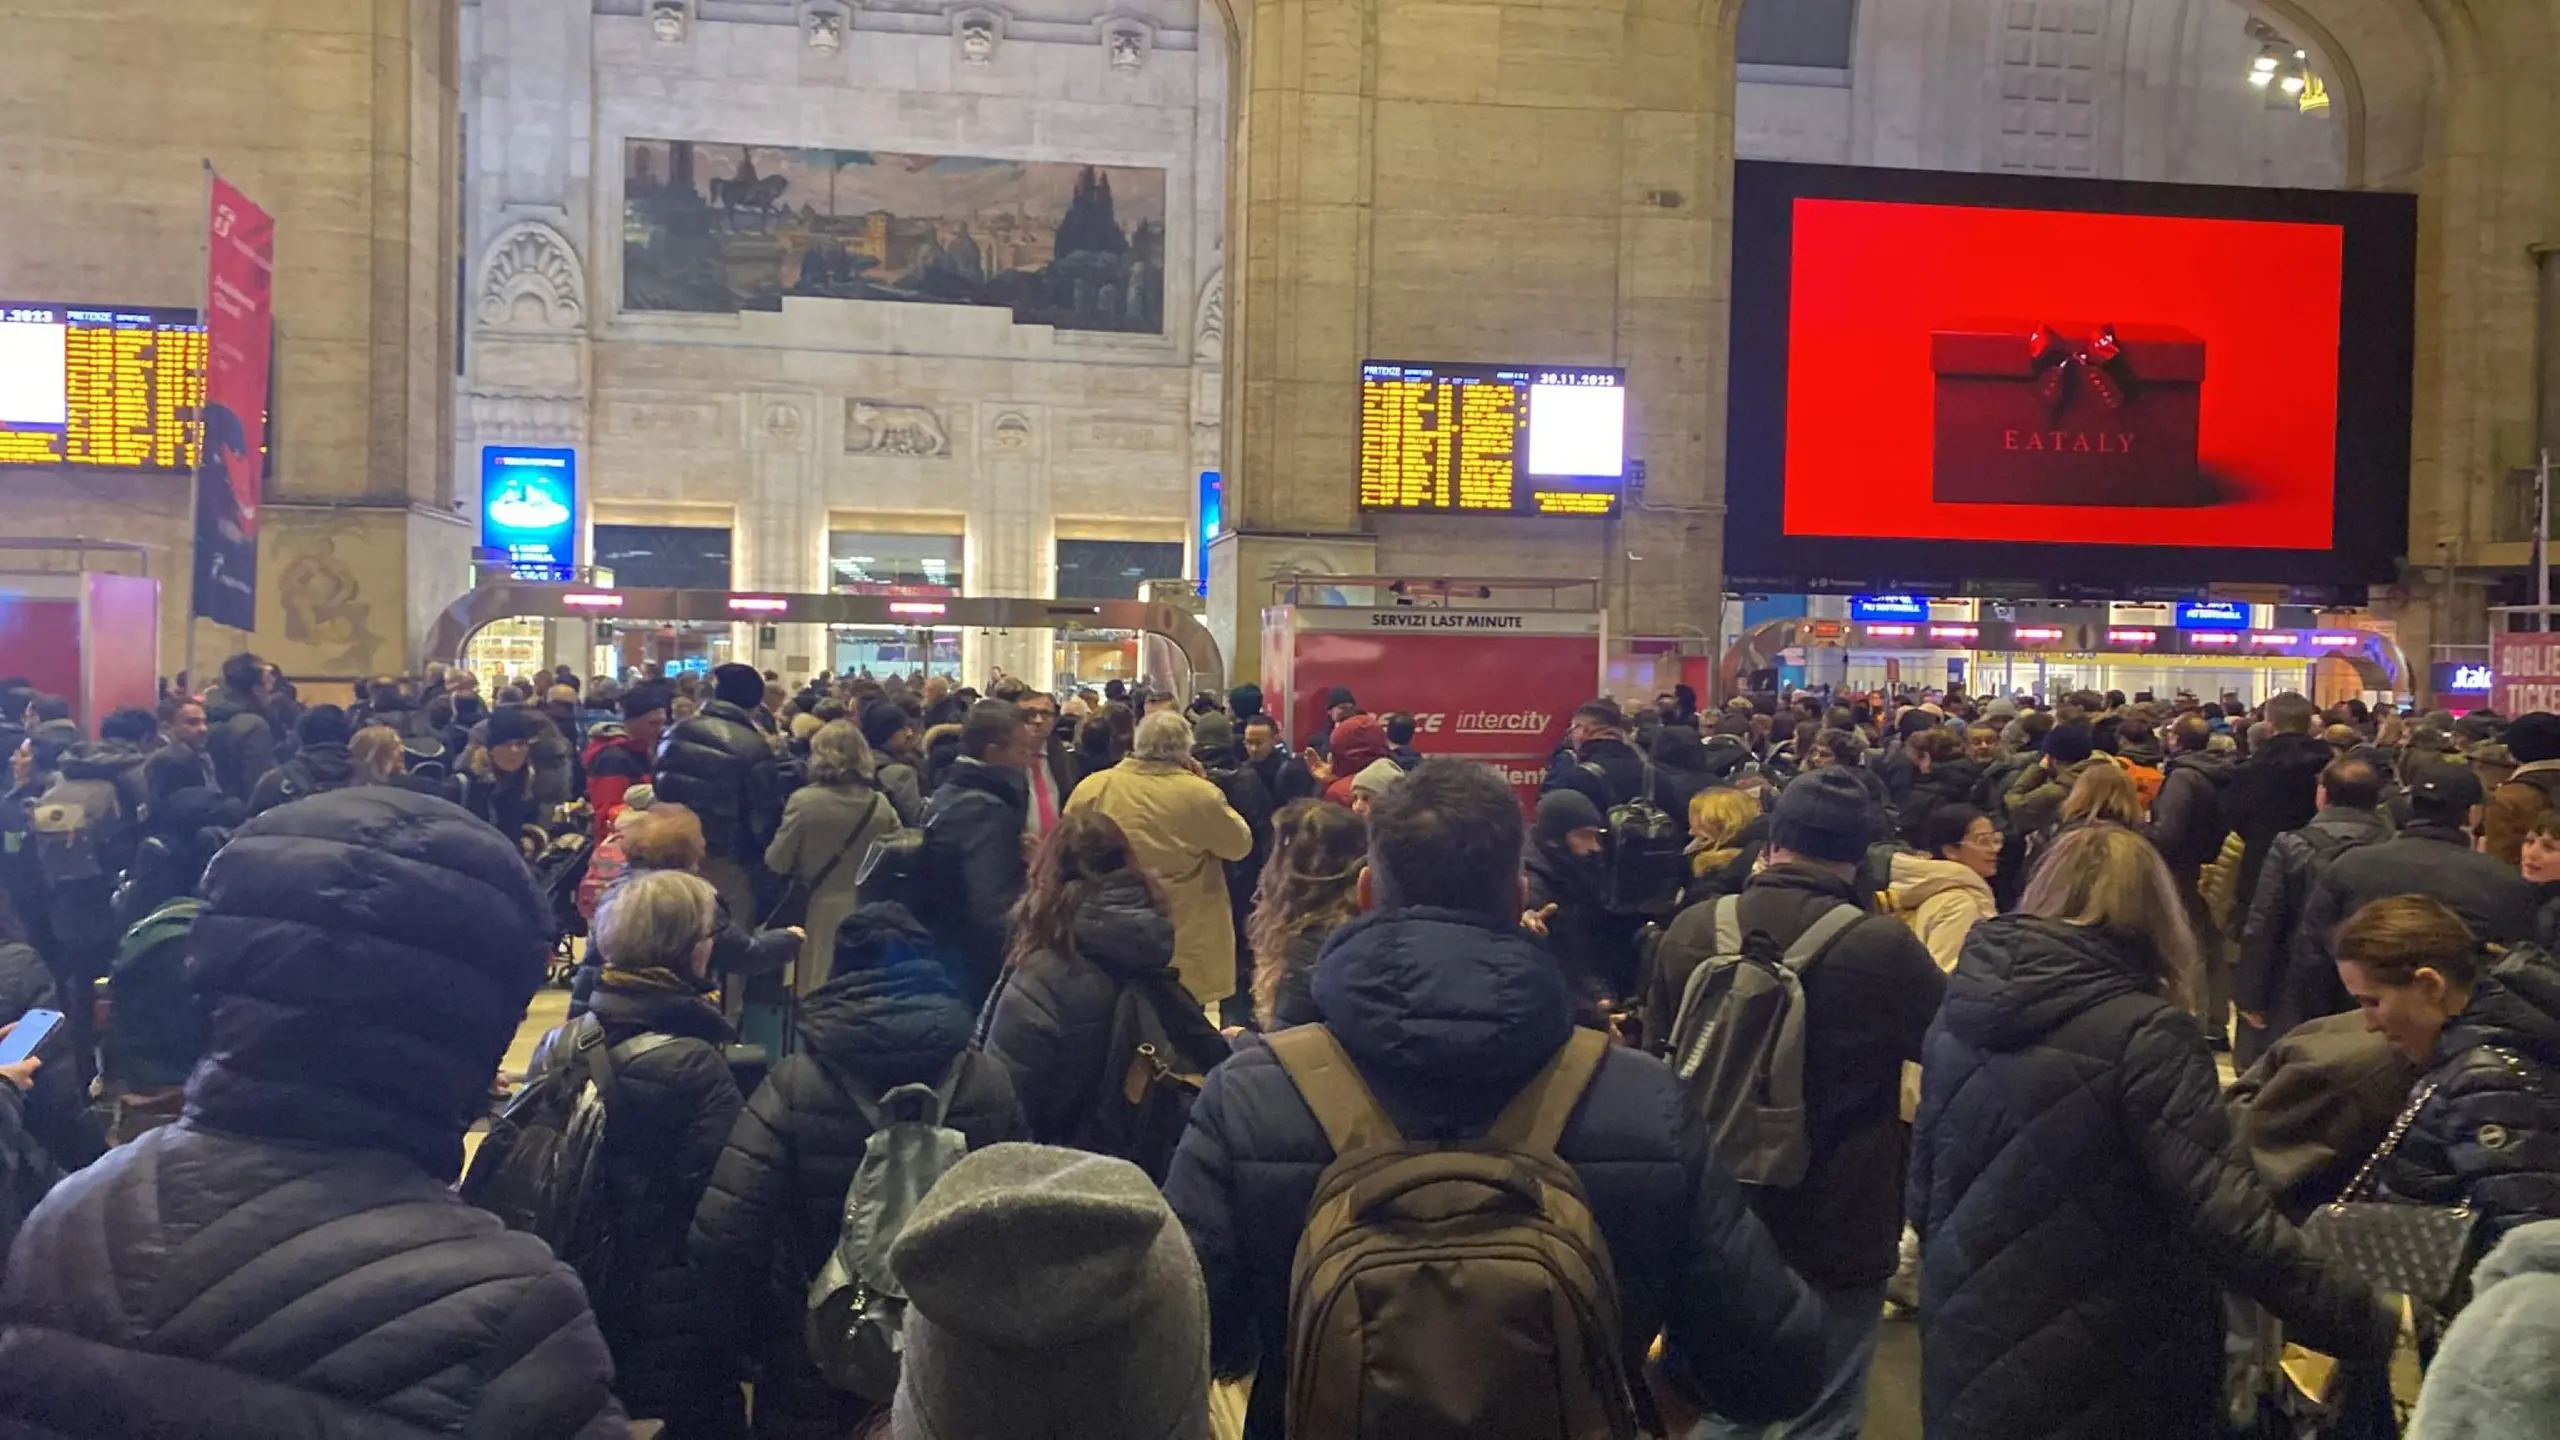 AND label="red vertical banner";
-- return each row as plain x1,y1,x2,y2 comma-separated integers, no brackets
192,171,275,632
